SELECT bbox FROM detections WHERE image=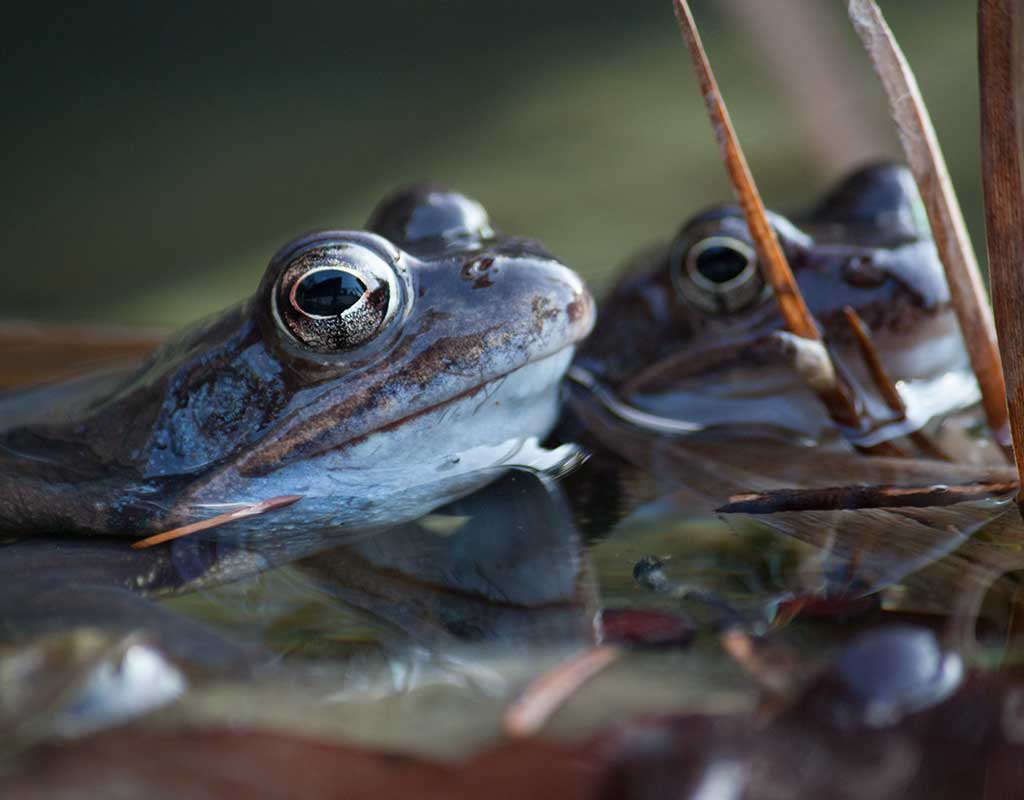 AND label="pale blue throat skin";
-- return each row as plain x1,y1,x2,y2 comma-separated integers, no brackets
576,163,977,446
0,187,595,542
